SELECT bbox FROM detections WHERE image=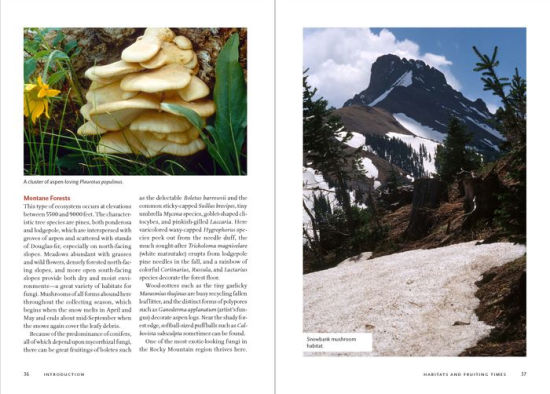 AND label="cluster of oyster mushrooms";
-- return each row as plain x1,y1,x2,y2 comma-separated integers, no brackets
78,28,215,157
